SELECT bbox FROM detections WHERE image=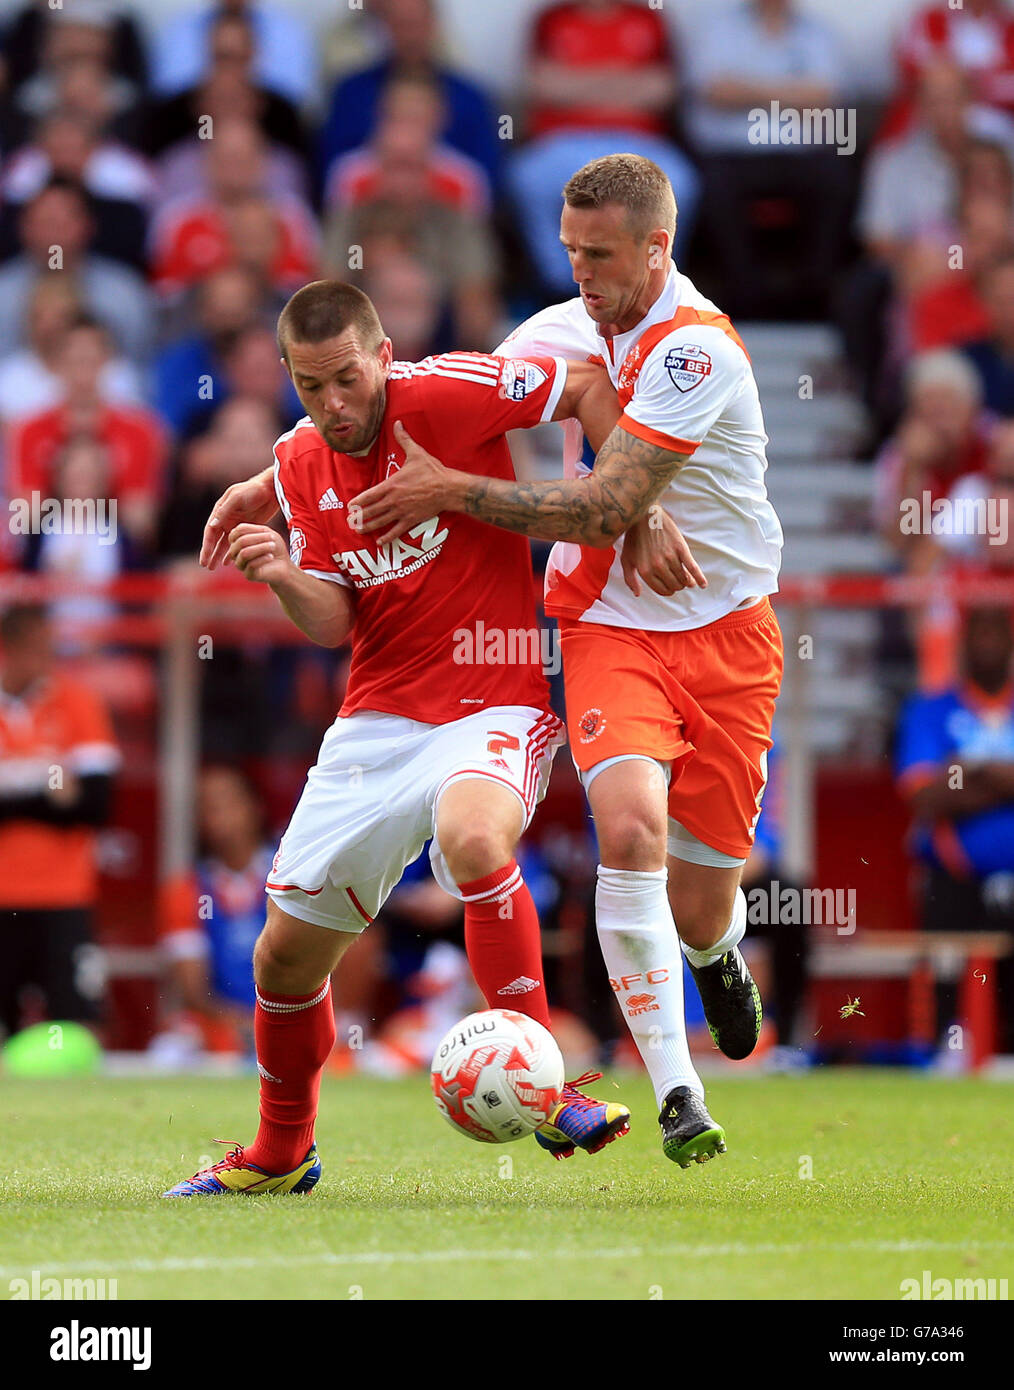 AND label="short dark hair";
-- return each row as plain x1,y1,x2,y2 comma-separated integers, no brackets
0,603,48,646
276,280,385,361
563,153,677,242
